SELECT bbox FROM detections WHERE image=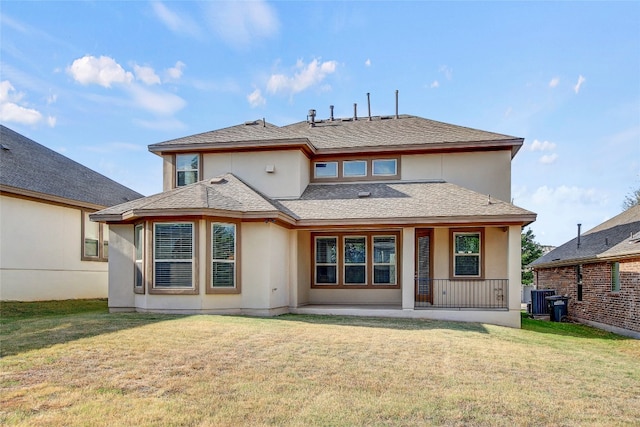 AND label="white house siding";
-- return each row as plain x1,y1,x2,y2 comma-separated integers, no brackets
202,150,310,199
0,195,107,301
401,151,512,202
